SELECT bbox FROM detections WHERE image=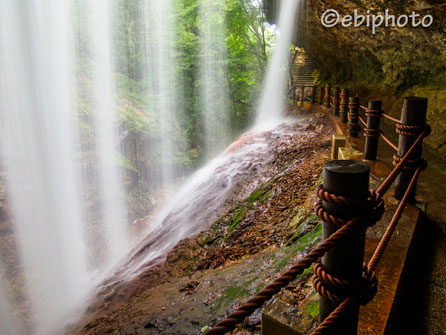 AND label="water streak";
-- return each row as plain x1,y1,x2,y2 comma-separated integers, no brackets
0,1,89,334
199,0,231,158
87,0,130,265
142,0,182,187
256,0,299,125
